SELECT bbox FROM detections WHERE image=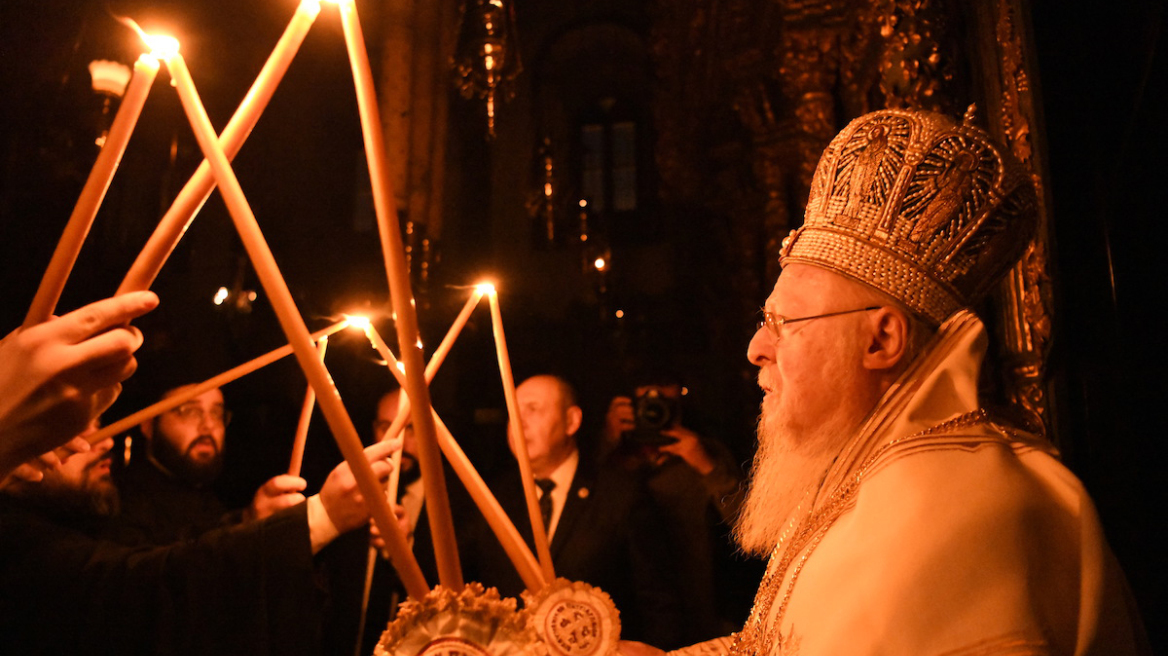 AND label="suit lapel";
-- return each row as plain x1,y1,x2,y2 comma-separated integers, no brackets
549,462,595,558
